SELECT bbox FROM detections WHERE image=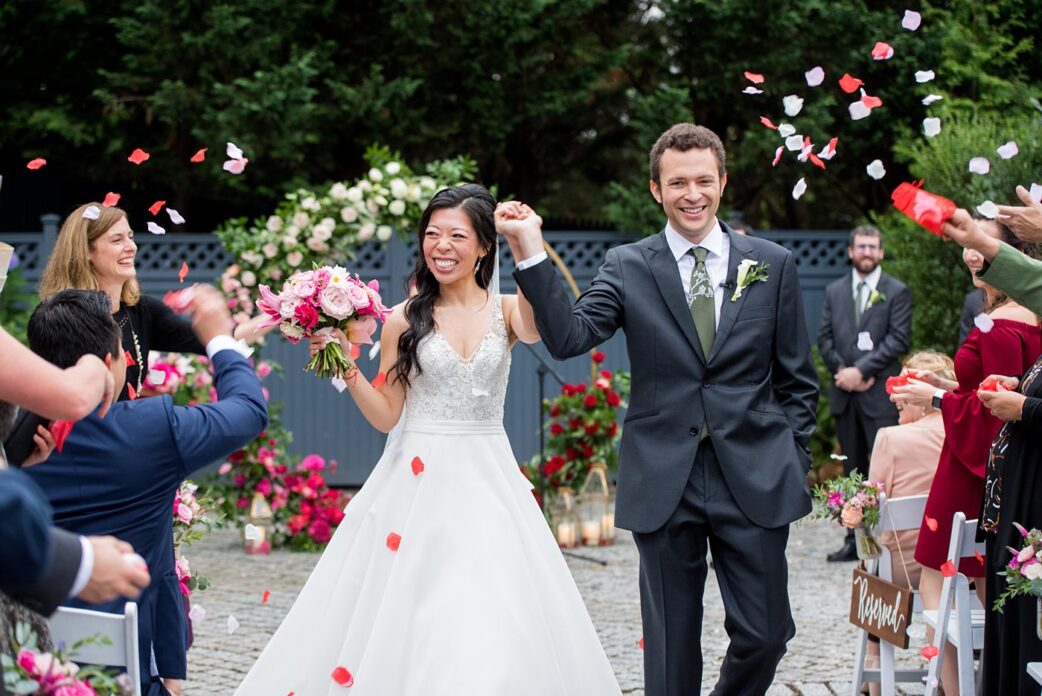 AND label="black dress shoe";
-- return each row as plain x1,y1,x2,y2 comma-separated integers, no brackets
827,537,858,562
